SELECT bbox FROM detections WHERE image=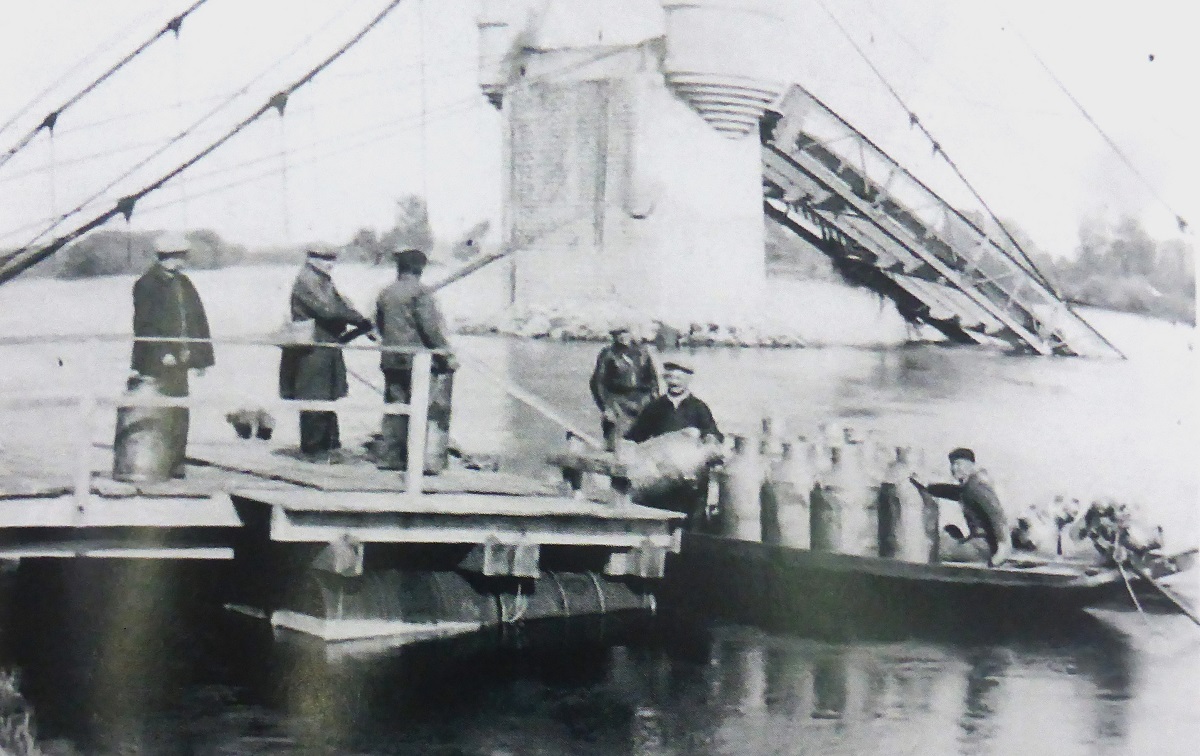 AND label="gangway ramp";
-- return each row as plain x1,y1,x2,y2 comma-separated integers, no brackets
761,85,1121,358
